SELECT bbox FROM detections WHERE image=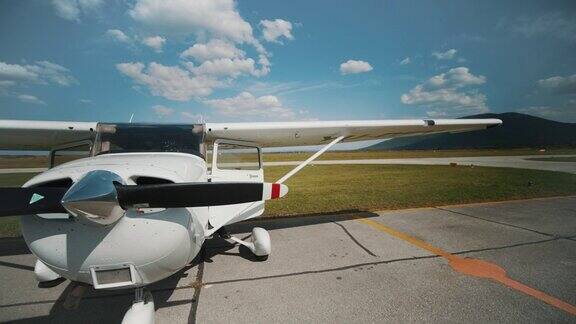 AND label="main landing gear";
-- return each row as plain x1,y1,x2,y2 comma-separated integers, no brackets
218,227,271,260
122,287,155,324
34,260,61,283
